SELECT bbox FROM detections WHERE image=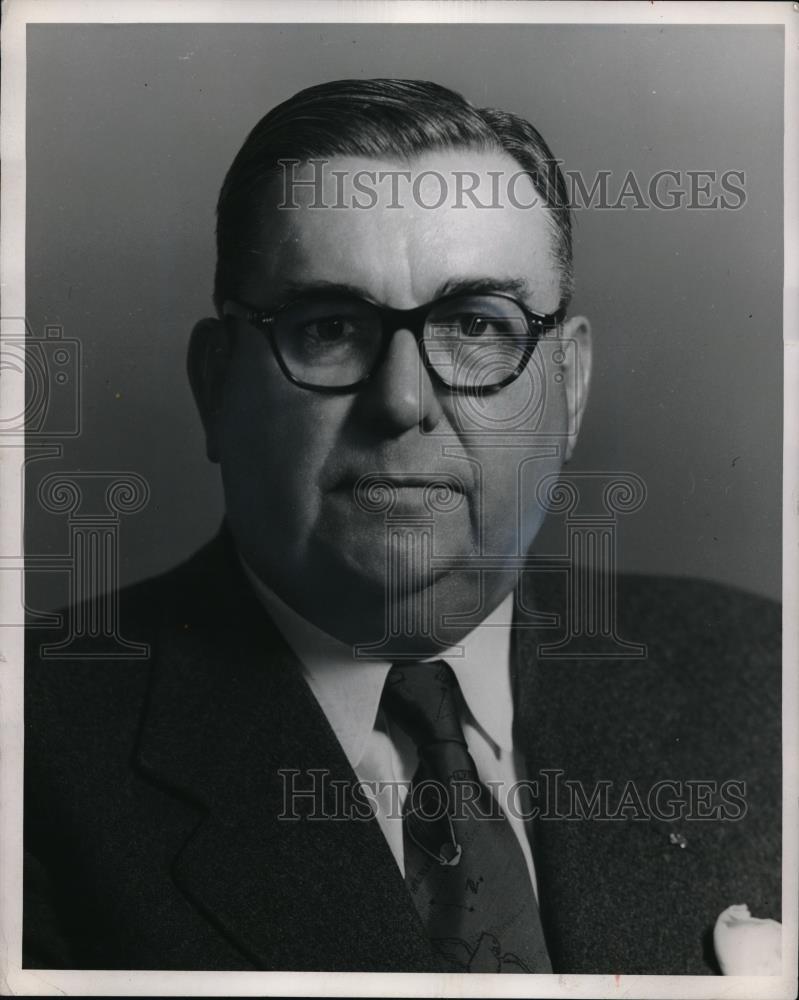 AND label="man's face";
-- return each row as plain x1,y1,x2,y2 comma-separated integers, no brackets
192,148,590,654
